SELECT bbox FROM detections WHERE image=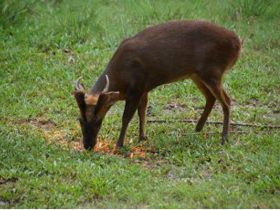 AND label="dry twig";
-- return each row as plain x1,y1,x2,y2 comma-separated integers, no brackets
147,119,280,129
